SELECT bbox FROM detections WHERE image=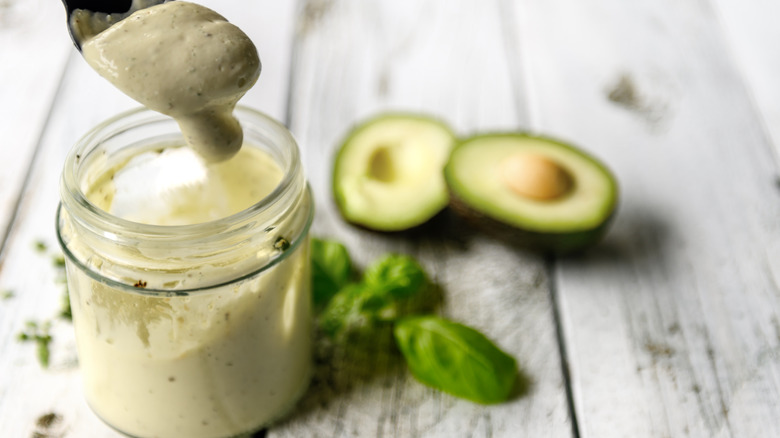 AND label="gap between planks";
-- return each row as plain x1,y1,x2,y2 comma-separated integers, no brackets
0,54,74,269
